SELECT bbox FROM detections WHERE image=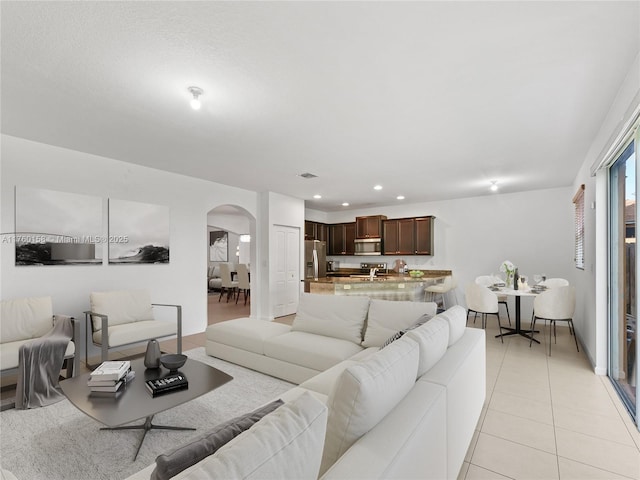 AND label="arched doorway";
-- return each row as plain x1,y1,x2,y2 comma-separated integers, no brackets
206,205,256,325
